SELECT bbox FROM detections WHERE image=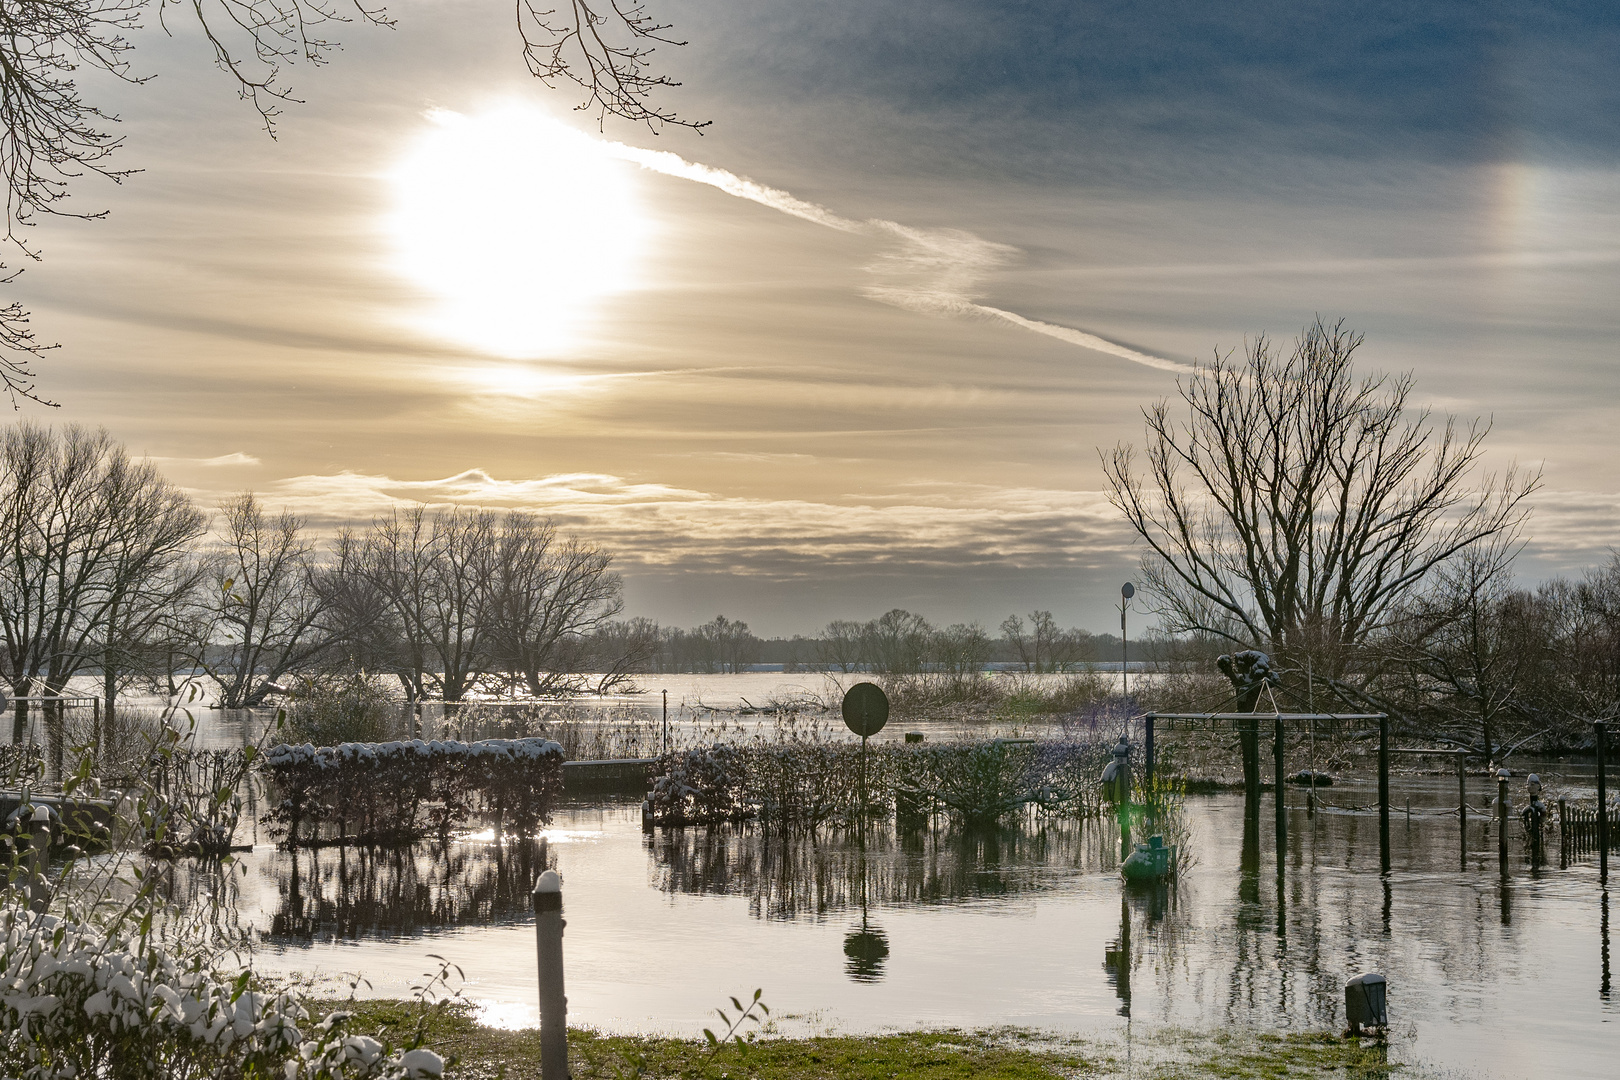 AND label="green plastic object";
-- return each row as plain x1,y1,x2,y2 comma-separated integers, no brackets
1121,834,1176,882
